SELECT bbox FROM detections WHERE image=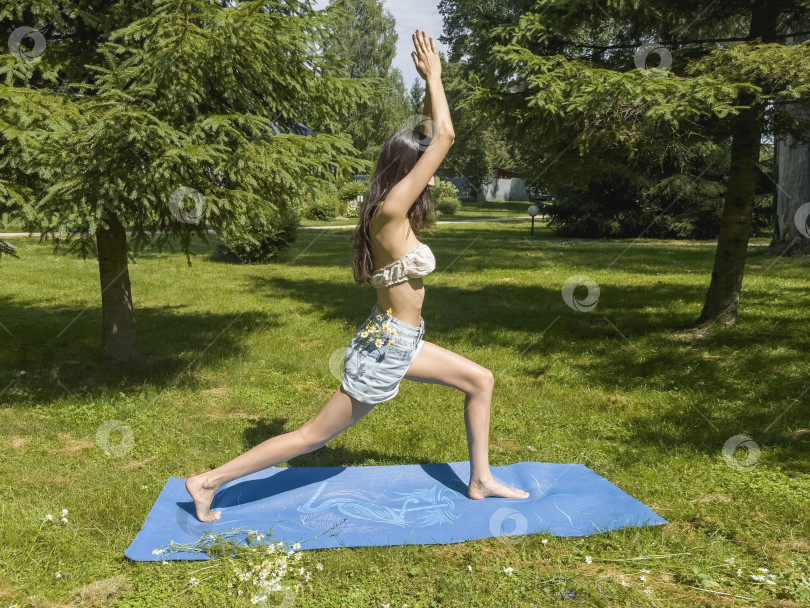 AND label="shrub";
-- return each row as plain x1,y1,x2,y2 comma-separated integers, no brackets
436,198,461,215
214,204,300,263
338,179,368,204
431,176,460,202
336,179,366,218
305,193,340,221
344,200,360,218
